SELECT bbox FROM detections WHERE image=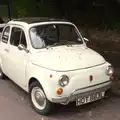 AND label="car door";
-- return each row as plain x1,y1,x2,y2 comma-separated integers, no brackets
8,26,29,88
0,26,11,76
